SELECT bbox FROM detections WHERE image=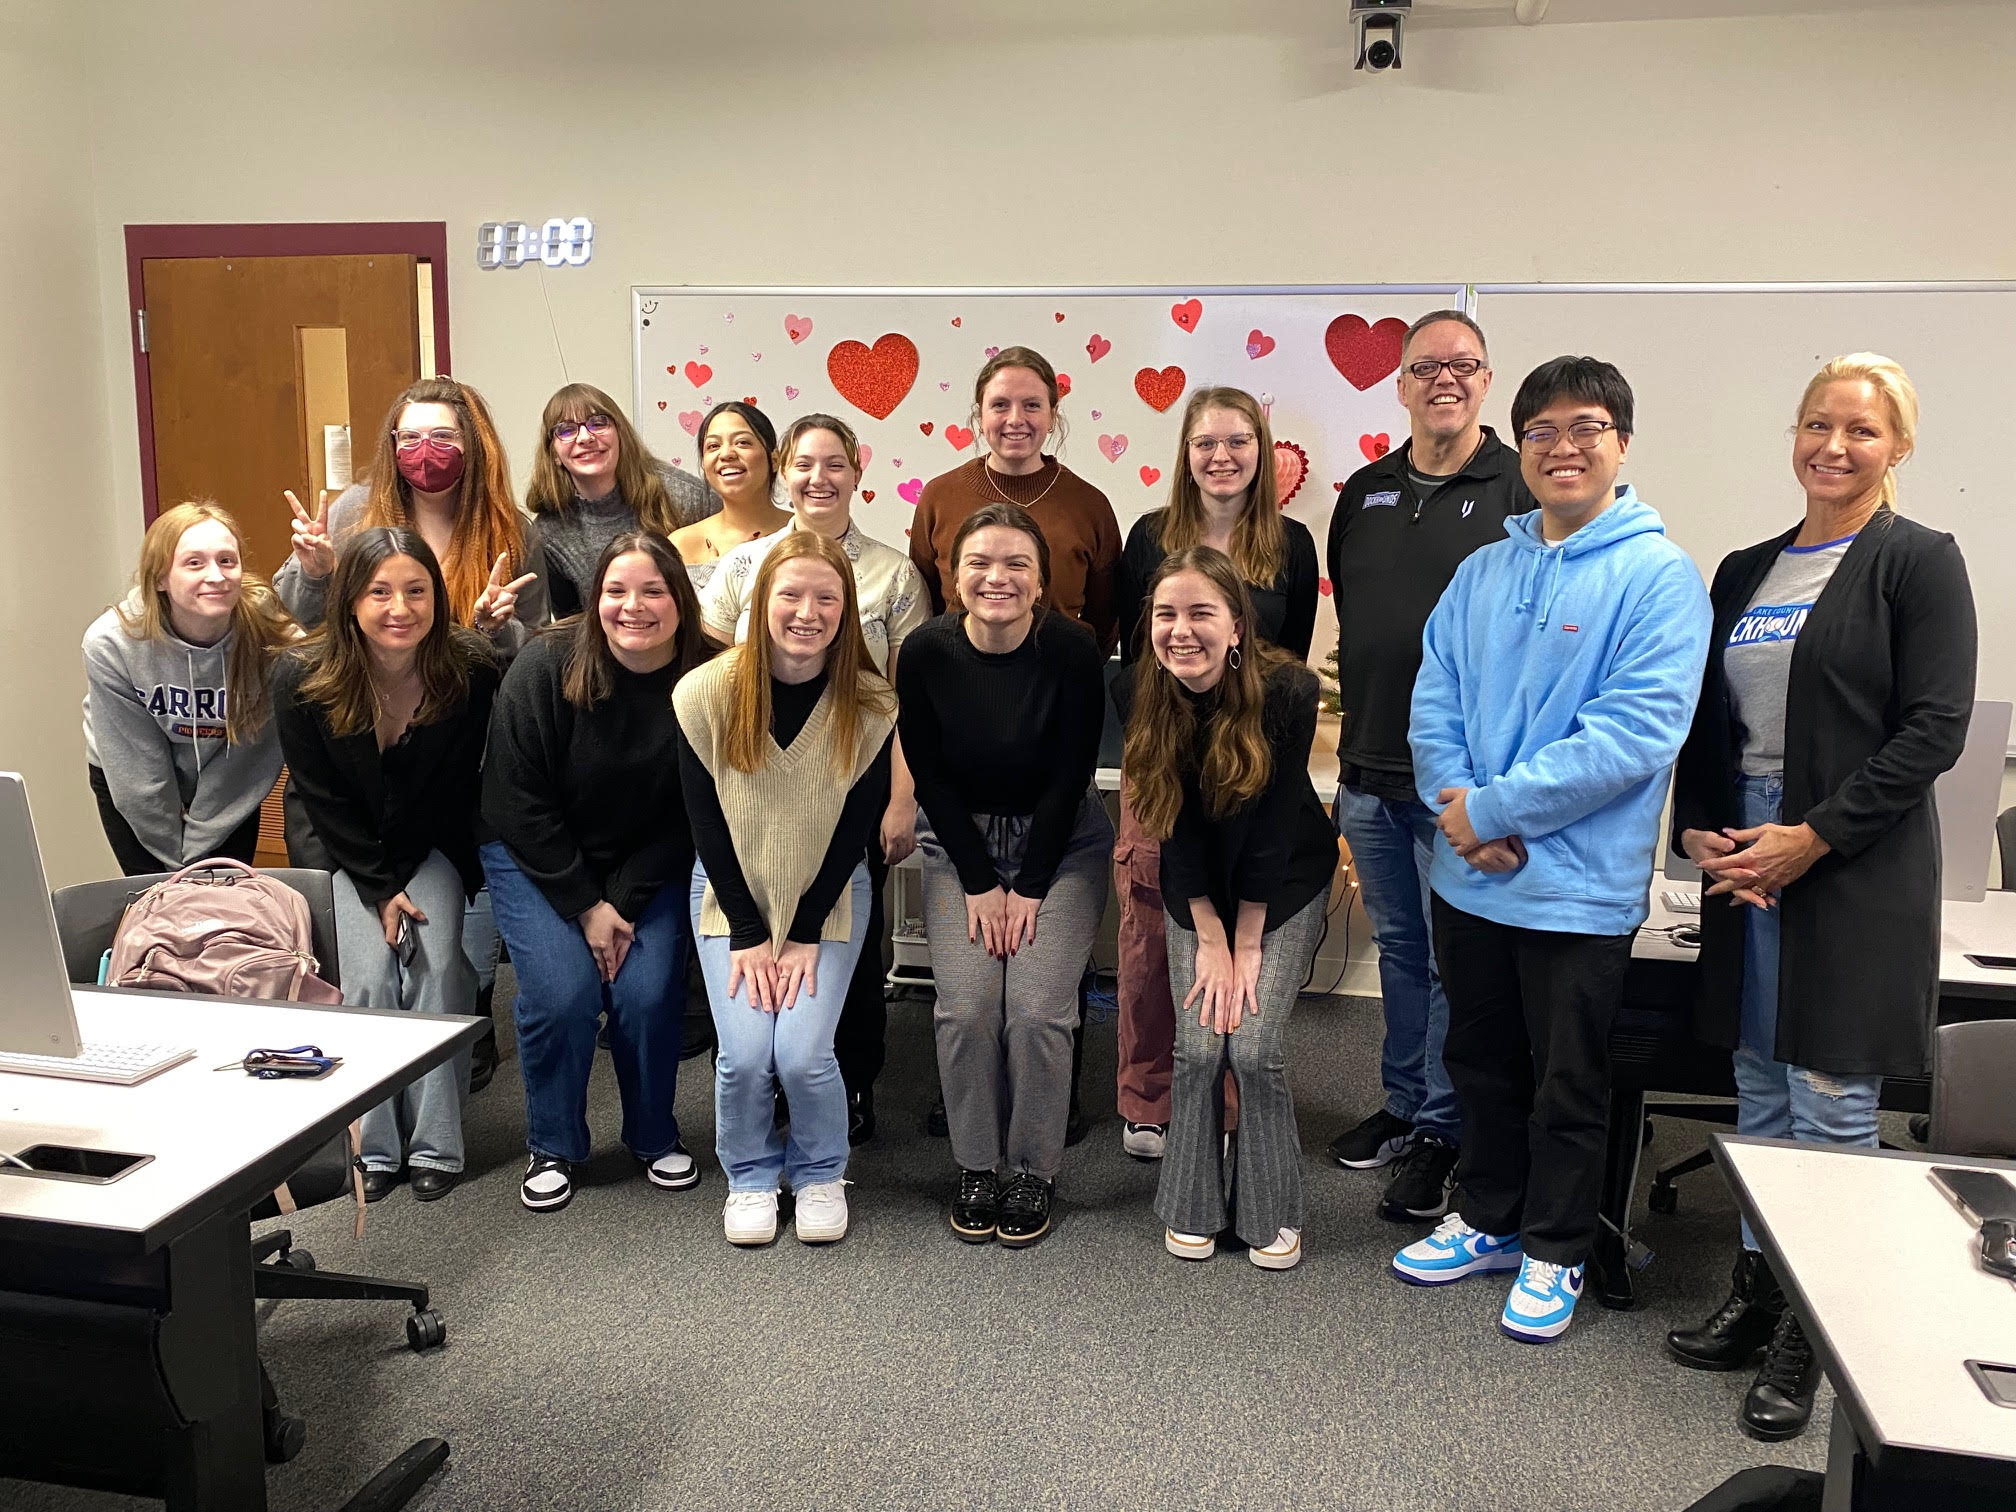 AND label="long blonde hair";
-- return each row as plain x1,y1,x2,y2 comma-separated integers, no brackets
720,531,893,776
526,383,680,535
117,501,296,742
1122,547,1291,839
1796,353,1919,509
1156,387,1284,587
